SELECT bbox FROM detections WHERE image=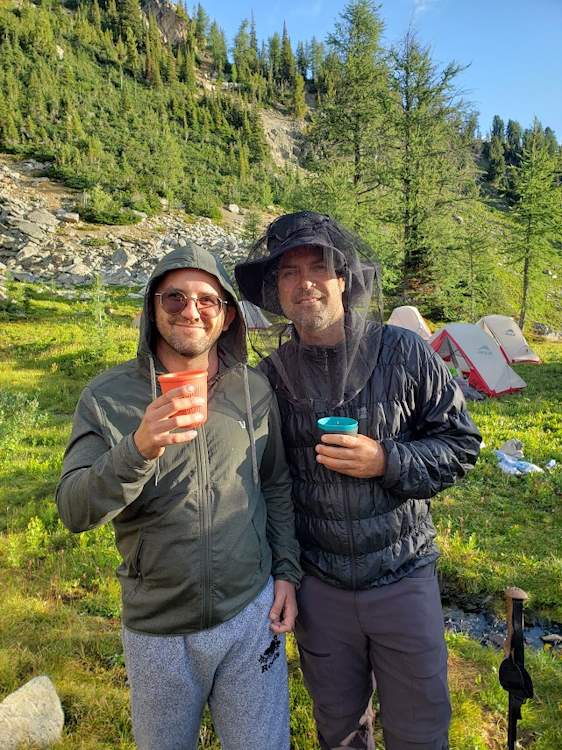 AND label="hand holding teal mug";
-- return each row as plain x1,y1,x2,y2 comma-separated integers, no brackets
317,417,359,436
